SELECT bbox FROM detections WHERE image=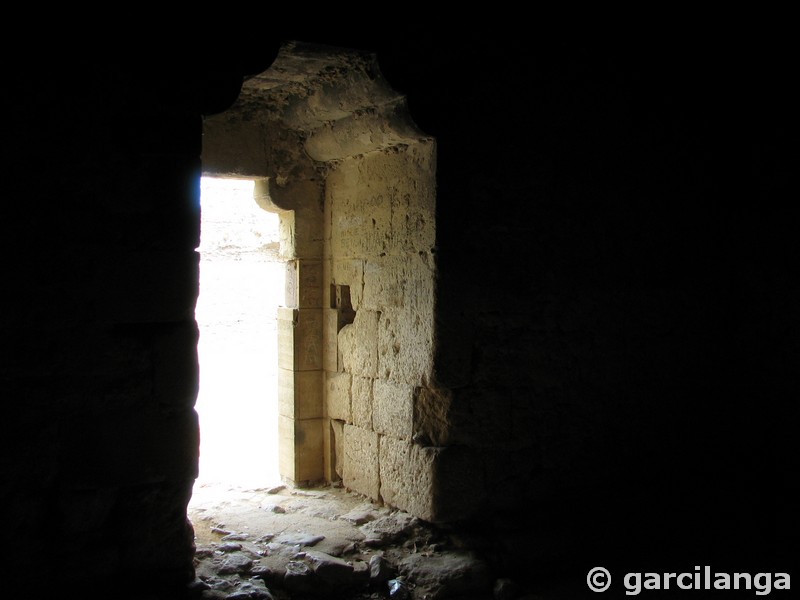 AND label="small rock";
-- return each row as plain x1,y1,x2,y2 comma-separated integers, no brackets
361,513,418,547
305,549,355,586
266,485,286,494
261,504,286,514
222,533,250,541
341,505,379,525
211,527,232,535
256,534,275,543
205,577,235,591
195,547,216,559
369,554,396,584
388,578,410,600
398,552,491,599
218,553,254,575
226,579,274,600
278,532,325,547
218,542,243,553
252,565,285,588
341,542,358,555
